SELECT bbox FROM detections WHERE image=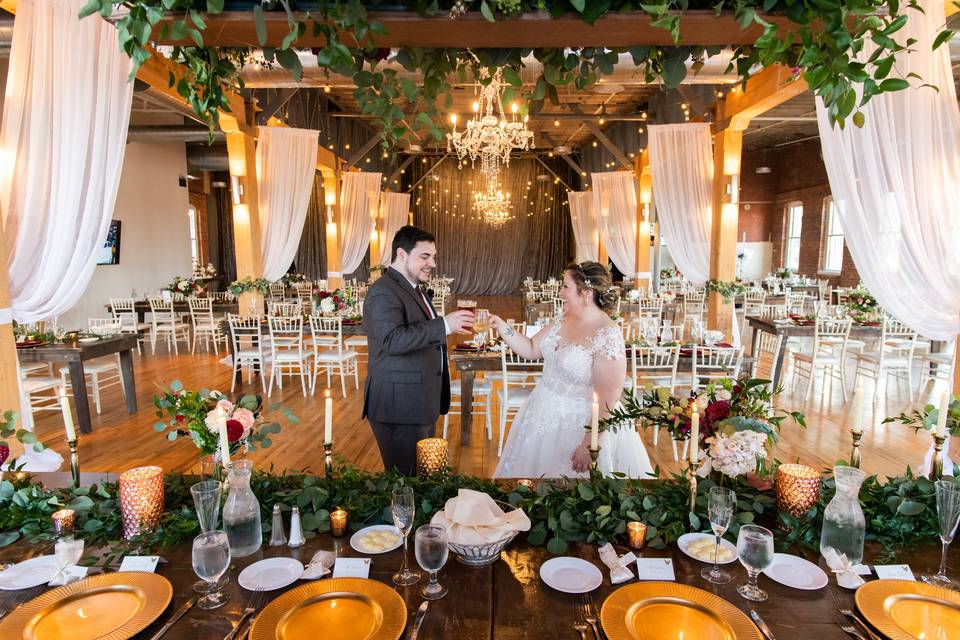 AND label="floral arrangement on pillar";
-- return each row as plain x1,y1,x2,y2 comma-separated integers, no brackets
706,279,748,304
229,277,271,297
